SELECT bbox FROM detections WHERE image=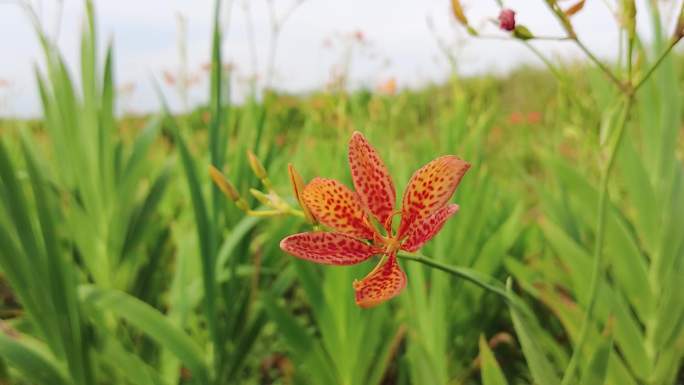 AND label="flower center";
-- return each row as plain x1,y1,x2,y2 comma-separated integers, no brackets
383,236,401,254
